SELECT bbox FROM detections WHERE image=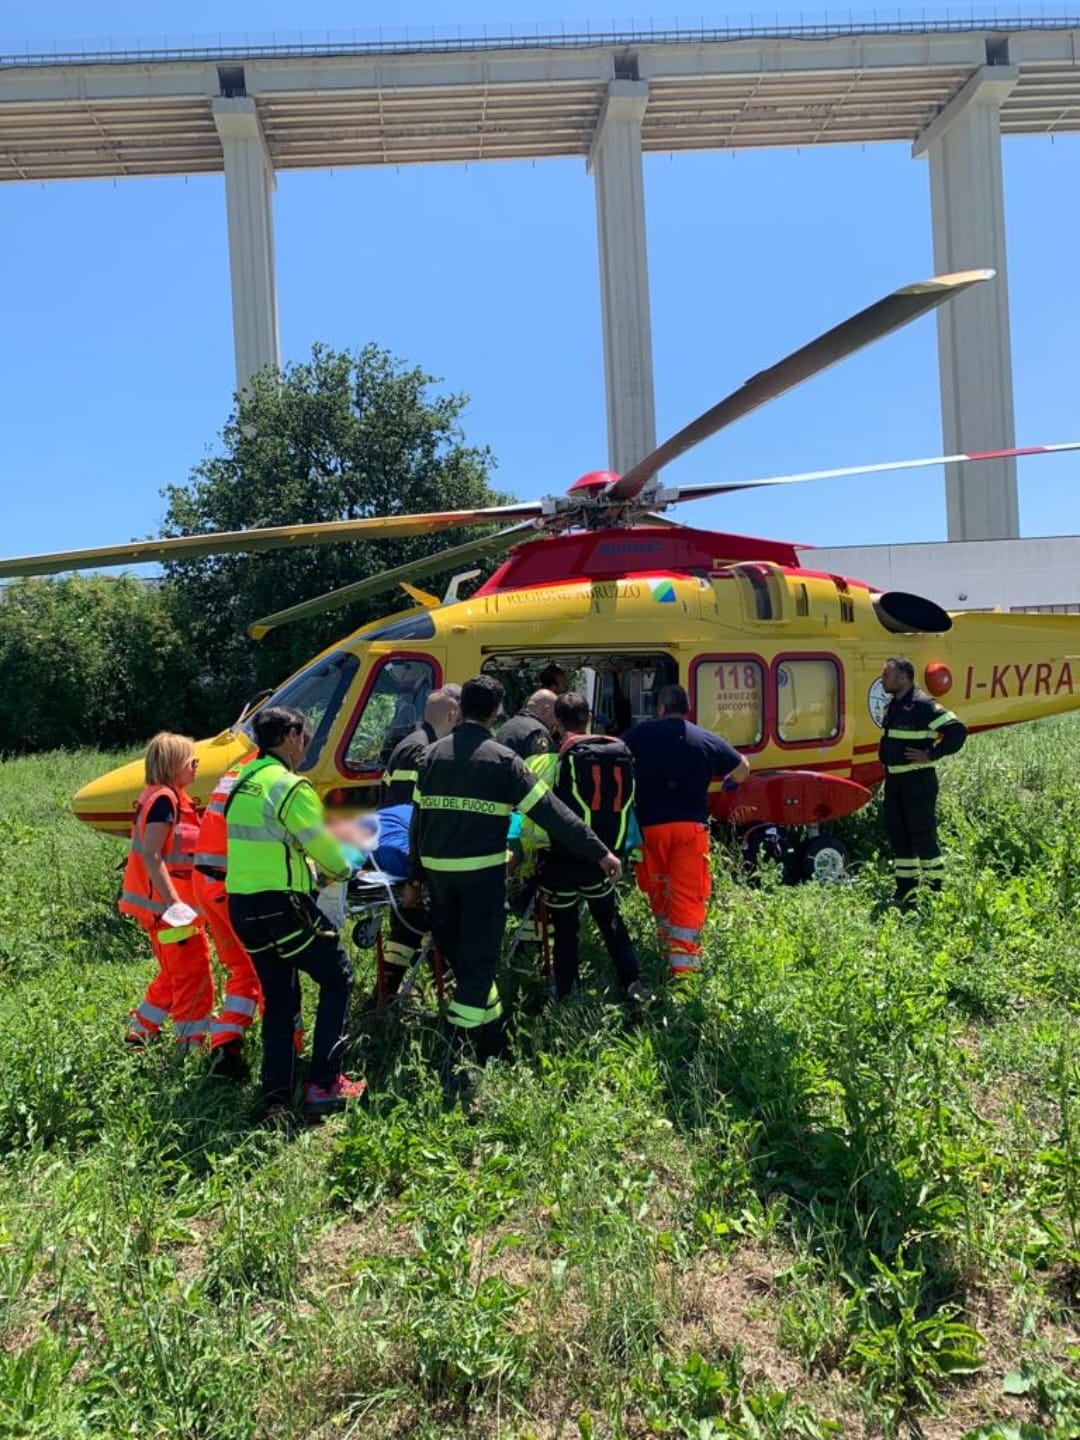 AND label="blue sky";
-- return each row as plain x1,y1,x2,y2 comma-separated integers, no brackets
3,1,1079,565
